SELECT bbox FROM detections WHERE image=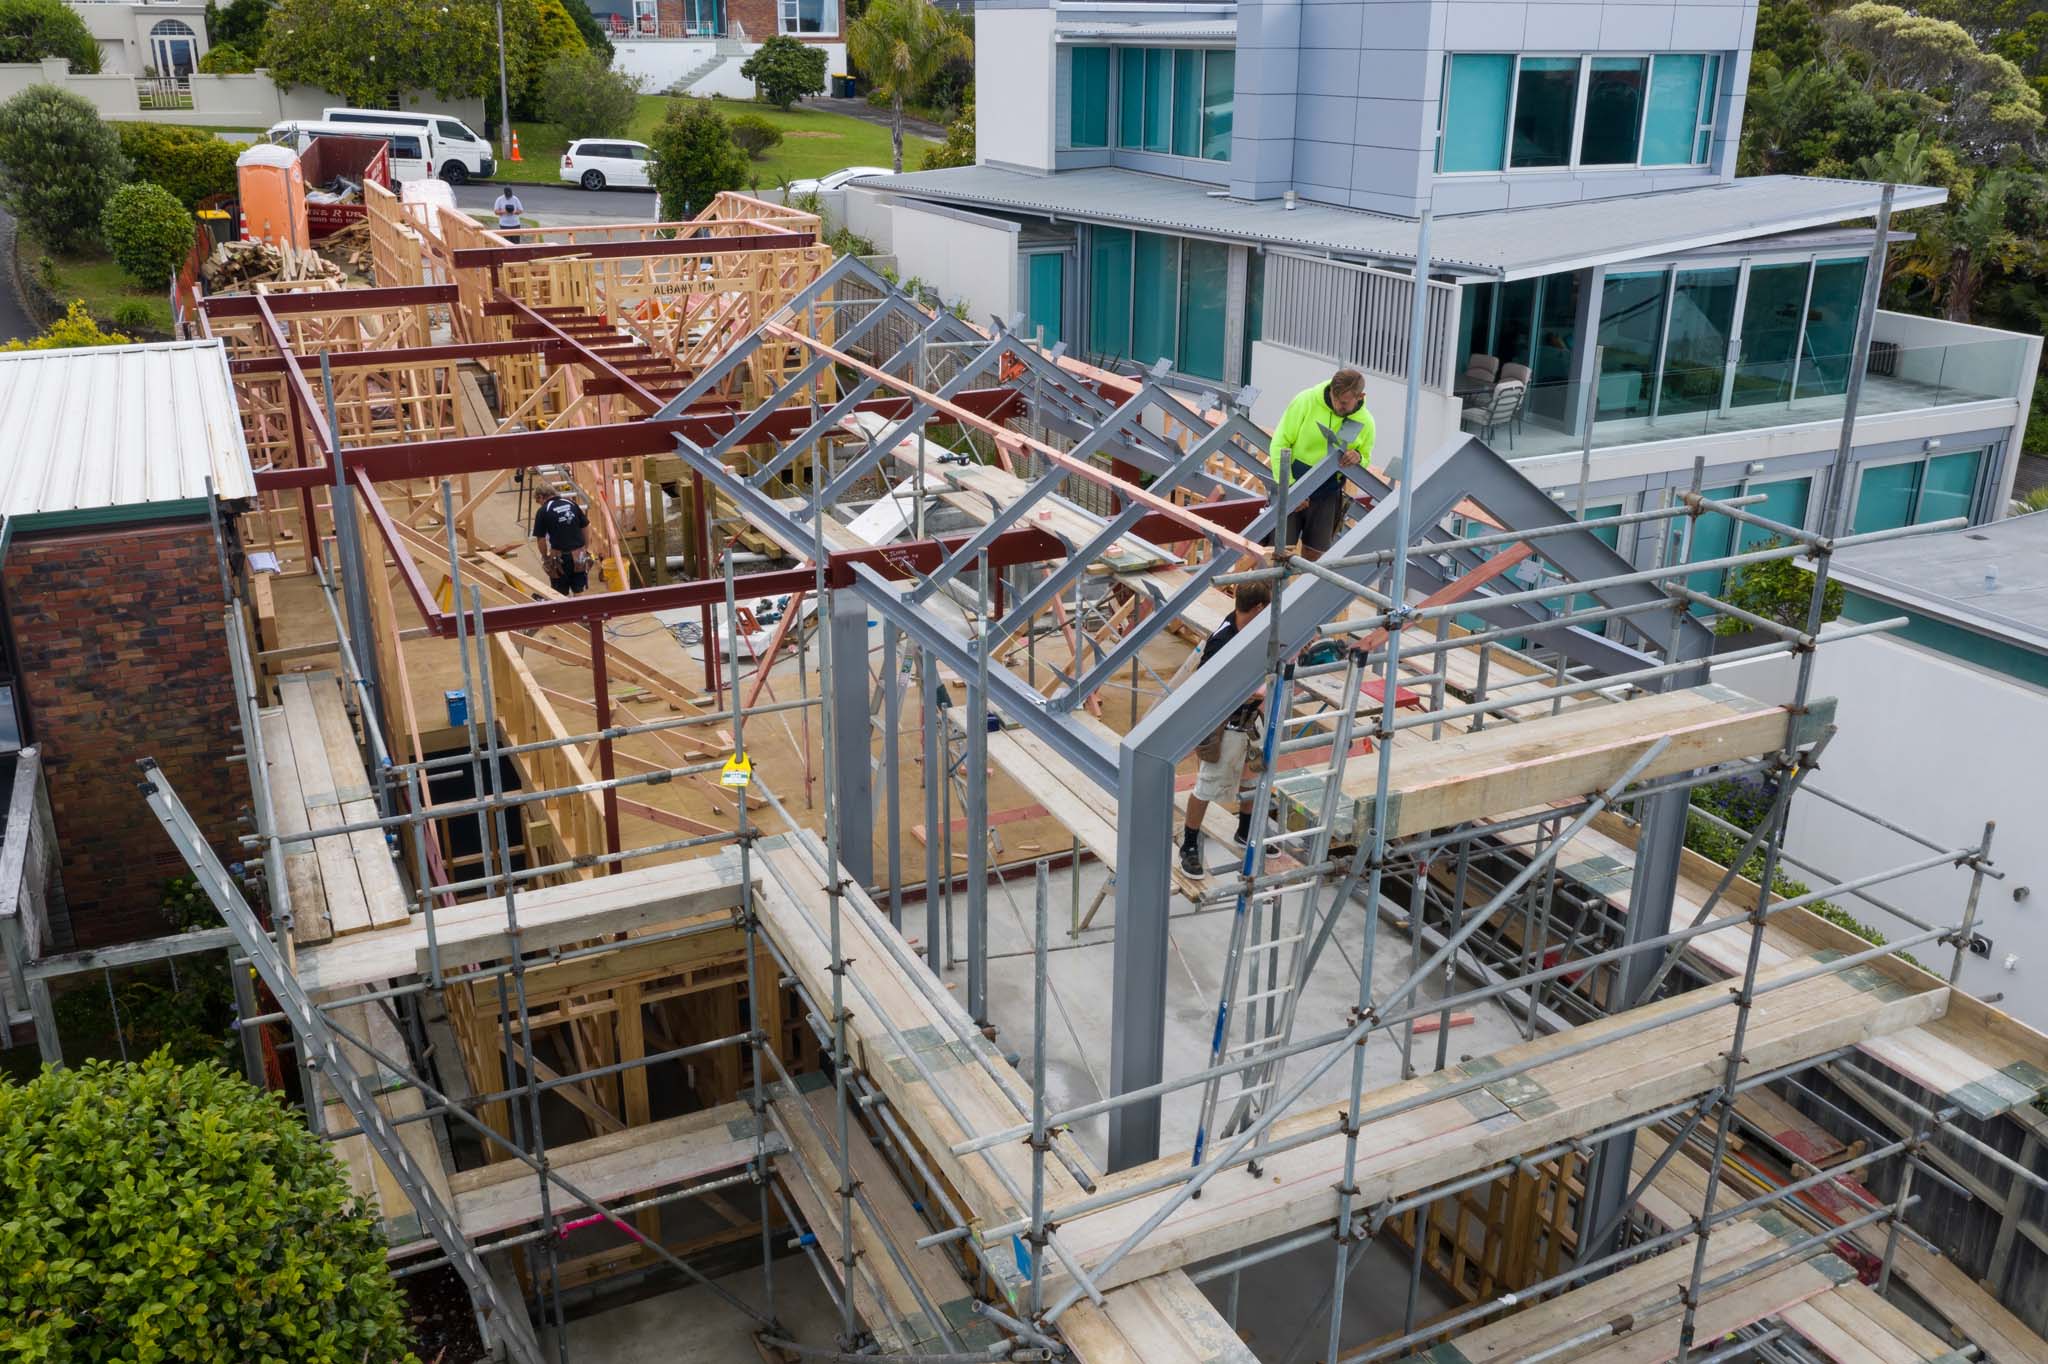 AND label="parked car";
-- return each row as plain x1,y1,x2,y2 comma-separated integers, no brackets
560,139,656,191
785,165,893,194
322,108,494,183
